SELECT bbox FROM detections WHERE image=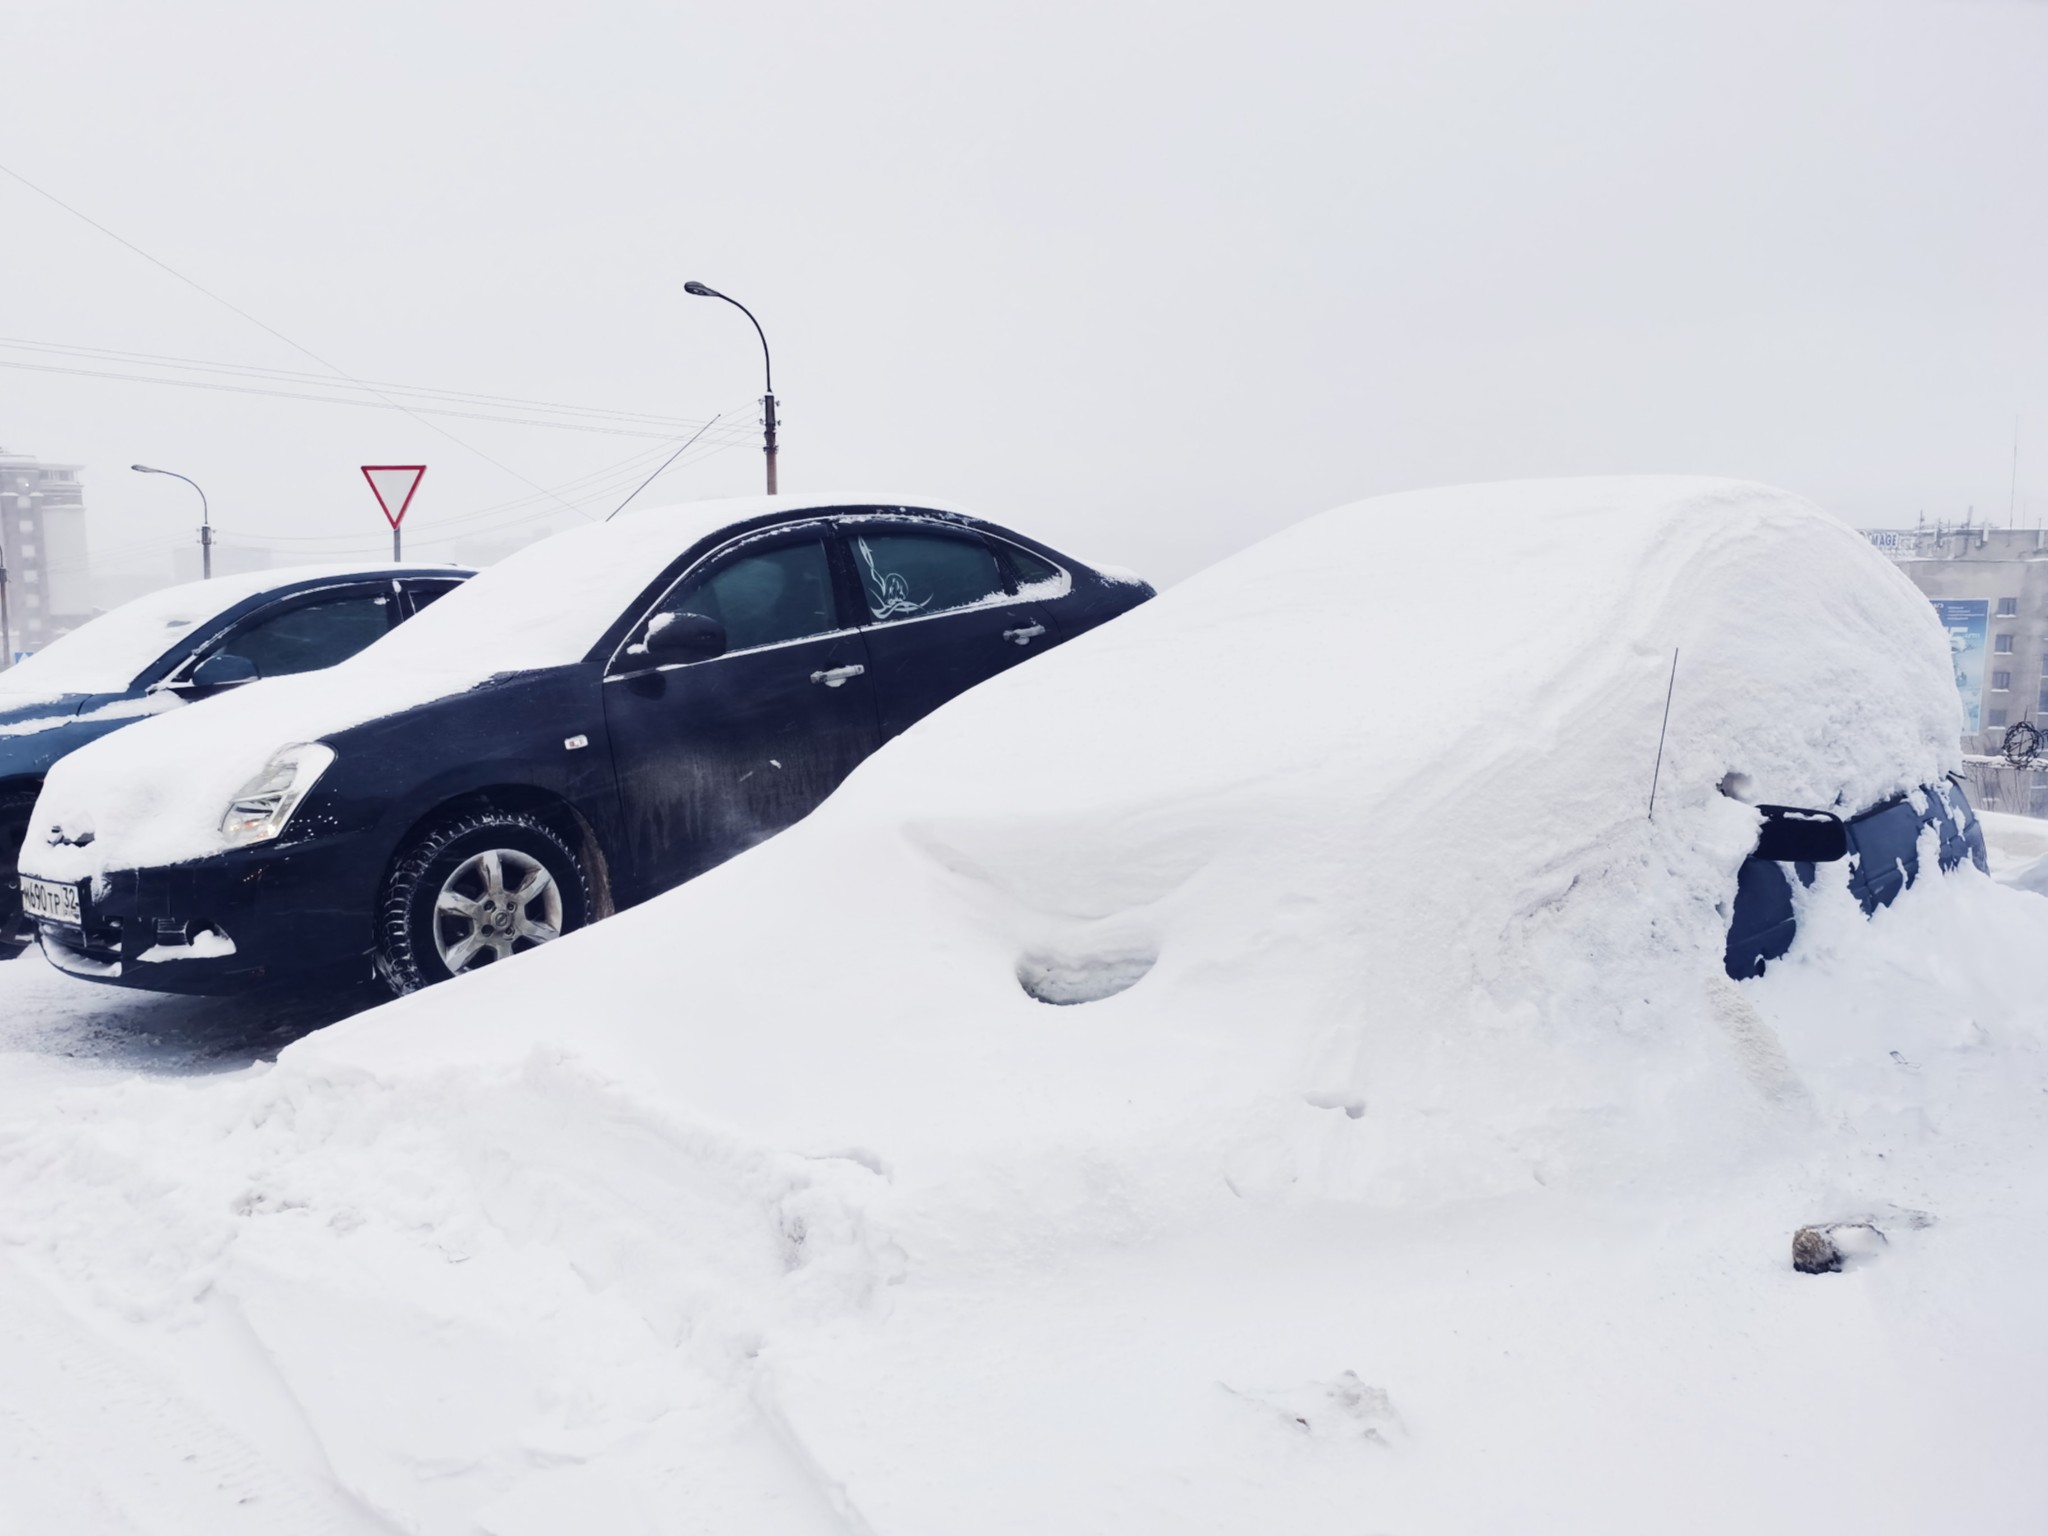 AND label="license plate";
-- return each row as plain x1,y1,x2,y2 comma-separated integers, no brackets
20,876,81,926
